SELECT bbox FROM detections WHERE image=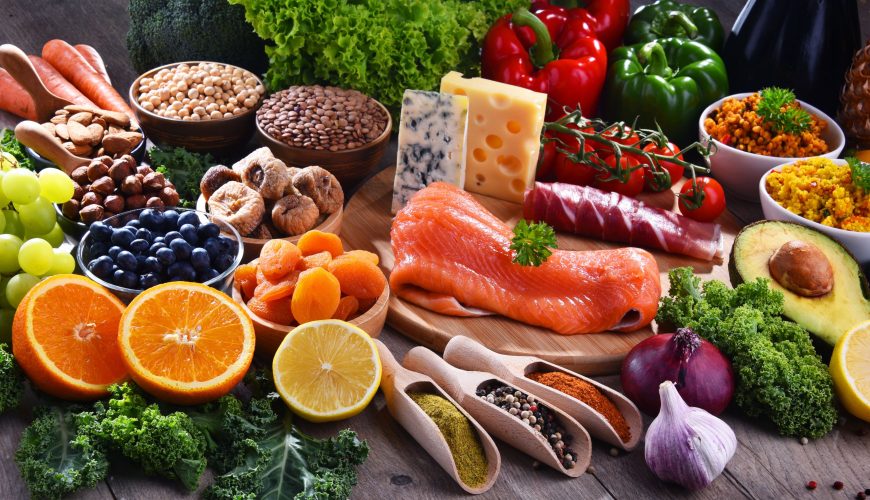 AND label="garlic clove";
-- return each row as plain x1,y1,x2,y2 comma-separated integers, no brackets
644,381,737,490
